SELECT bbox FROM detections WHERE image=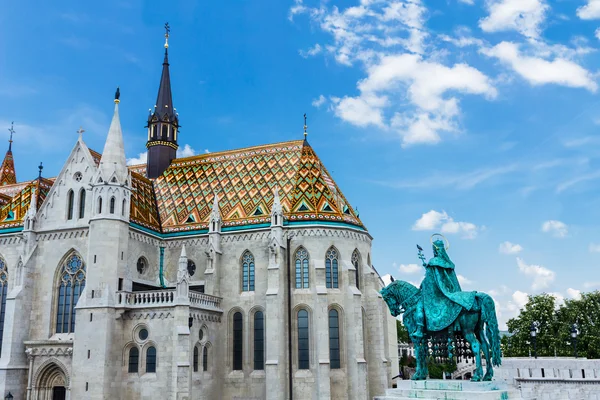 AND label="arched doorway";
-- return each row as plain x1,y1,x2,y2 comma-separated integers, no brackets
34,360,69,400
